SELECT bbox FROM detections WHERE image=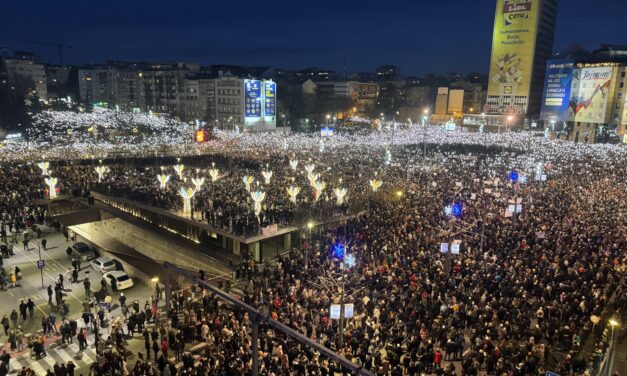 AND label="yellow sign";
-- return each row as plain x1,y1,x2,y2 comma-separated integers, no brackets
488,0,540,105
